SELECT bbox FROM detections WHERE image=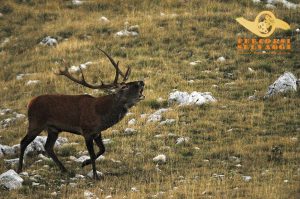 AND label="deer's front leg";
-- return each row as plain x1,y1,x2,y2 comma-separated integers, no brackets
82,133,105,167
84,135,100,180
